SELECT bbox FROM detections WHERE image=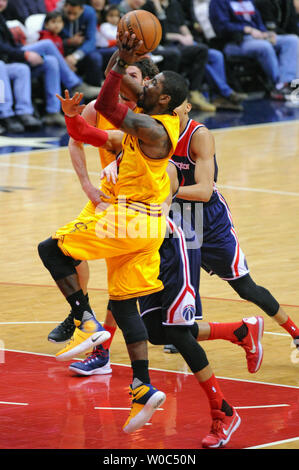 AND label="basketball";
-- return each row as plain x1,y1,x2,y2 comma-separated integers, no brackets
117,10,162,55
